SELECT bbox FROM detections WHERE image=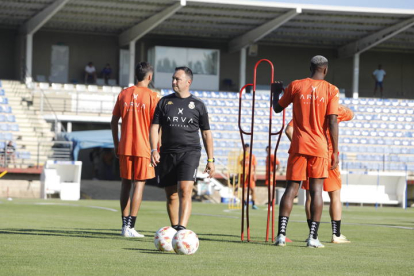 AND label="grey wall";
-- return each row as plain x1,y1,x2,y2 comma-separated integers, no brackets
0,29,17,80
32,31,119,84
0,30,413,99
245,44,414,99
